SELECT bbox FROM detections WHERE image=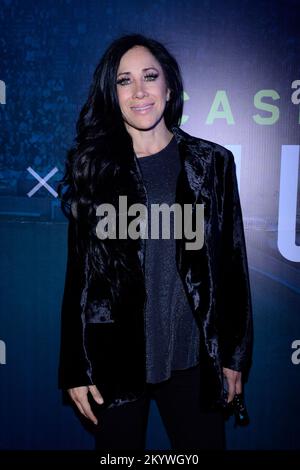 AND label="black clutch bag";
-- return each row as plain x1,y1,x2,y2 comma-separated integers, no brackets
222,377,250,426
223,393,250,426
